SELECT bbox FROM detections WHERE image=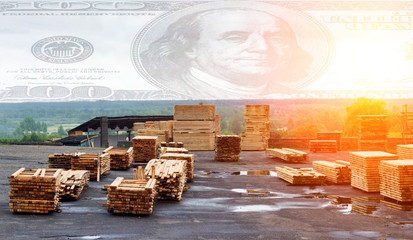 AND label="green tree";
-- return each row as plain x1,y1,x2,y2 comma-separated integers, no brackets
57,125,66,136
230,116,243,135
